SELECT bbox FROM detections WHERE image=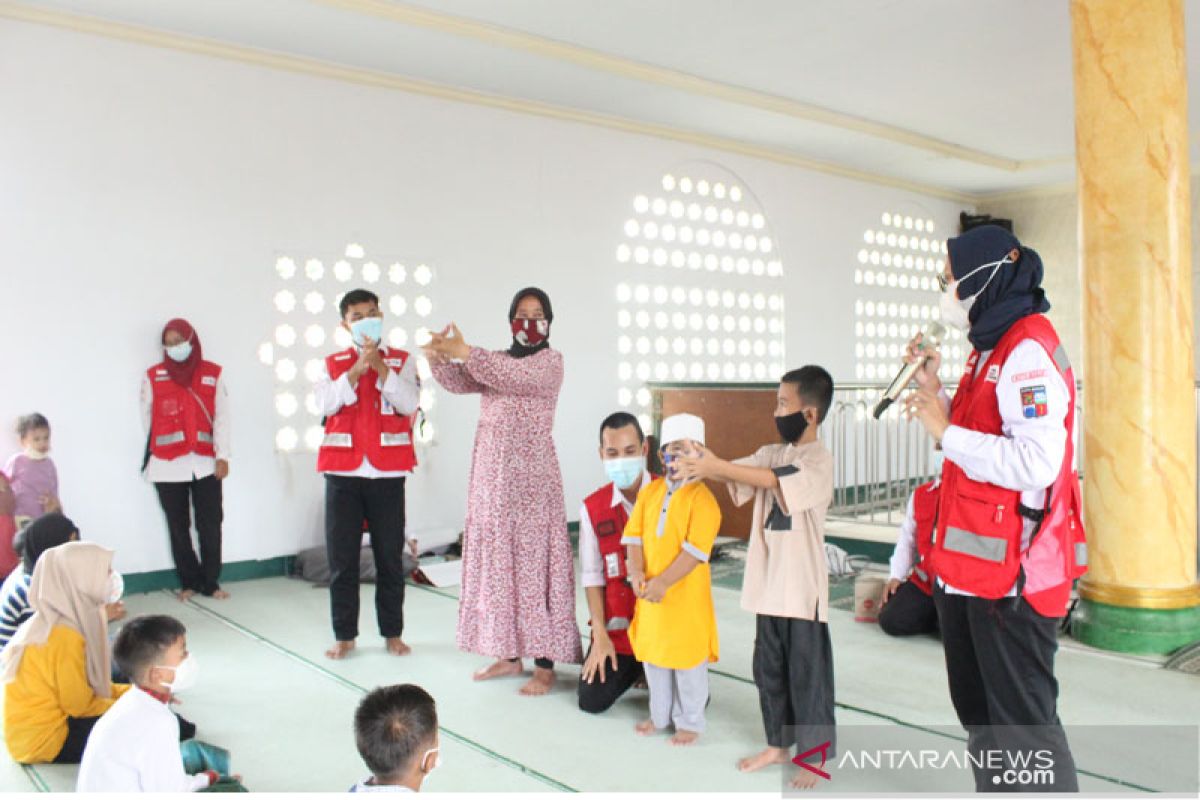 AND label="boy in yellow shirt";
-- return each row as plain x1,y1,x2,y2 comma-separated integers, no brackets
623,413,720,746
